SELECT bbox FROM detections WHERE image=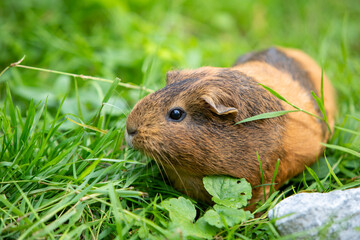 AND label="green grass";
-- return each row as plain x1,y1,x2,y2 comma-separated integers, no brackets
1,0,360,239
